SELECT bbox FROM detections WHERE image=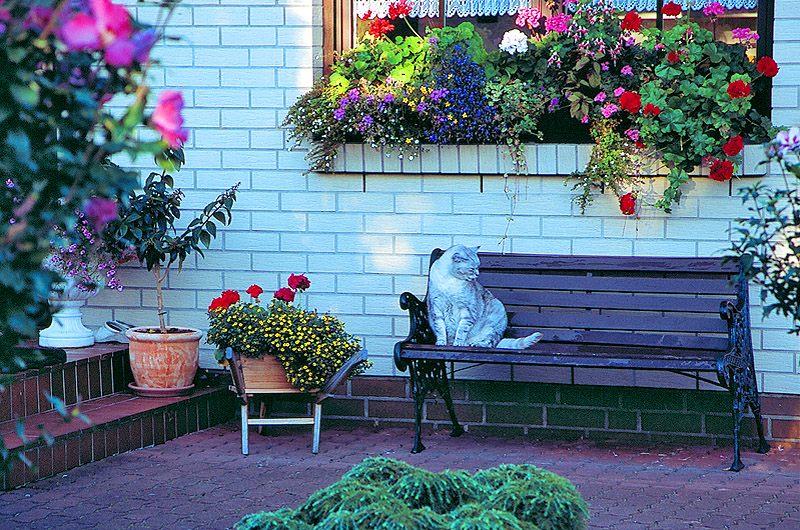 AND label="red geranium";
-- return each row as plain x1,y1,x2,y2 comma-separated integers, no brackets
756,56,779,77
274,287,296,303
709,159,734,181
288,273,311,291
722,135,744,156
208,289,240,311
368,18,394,38
619,193,637,216
388,0,411,20
667,50,680,63
620,12,641,31
727,80,751,99
619,91,642,113
246,284,264,299
643,103,661,116
662,2,681,16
